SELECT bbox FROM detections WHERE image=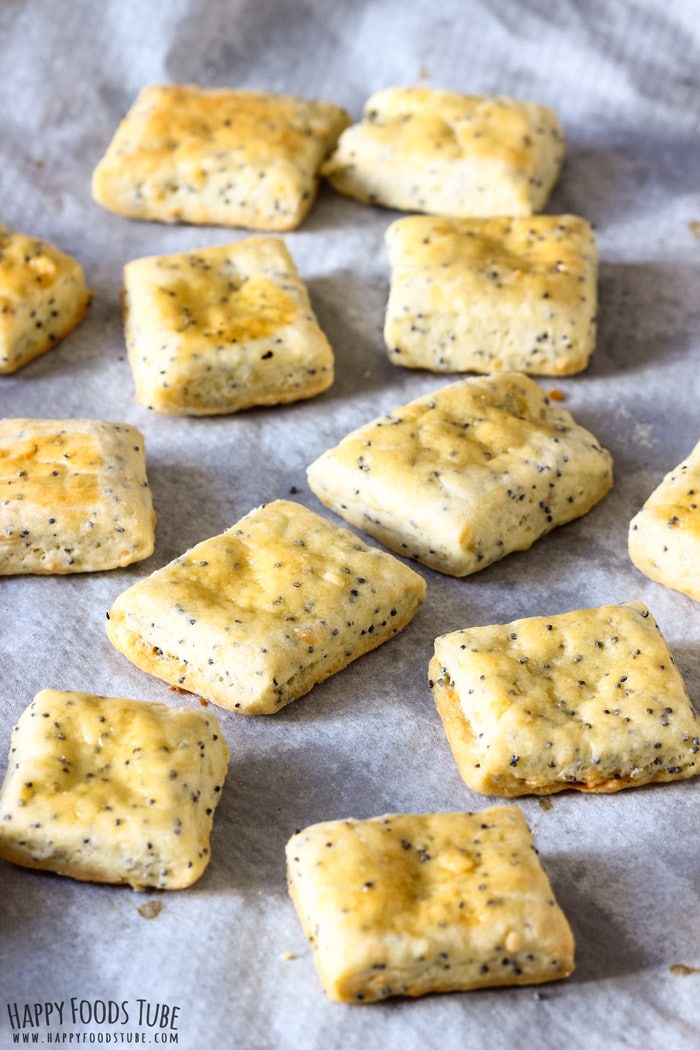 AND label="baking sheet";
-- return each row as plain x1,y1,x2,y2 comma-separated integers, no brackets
1,0,699,1046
